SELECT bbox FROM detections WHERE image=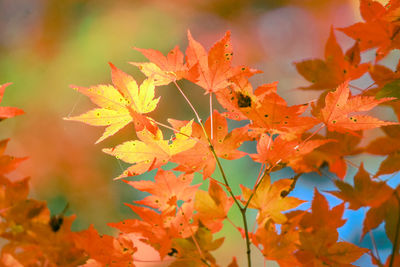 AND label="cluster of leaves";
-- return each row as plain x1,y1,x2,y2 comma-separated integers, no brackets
2,0,400,266
0,84,138,266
